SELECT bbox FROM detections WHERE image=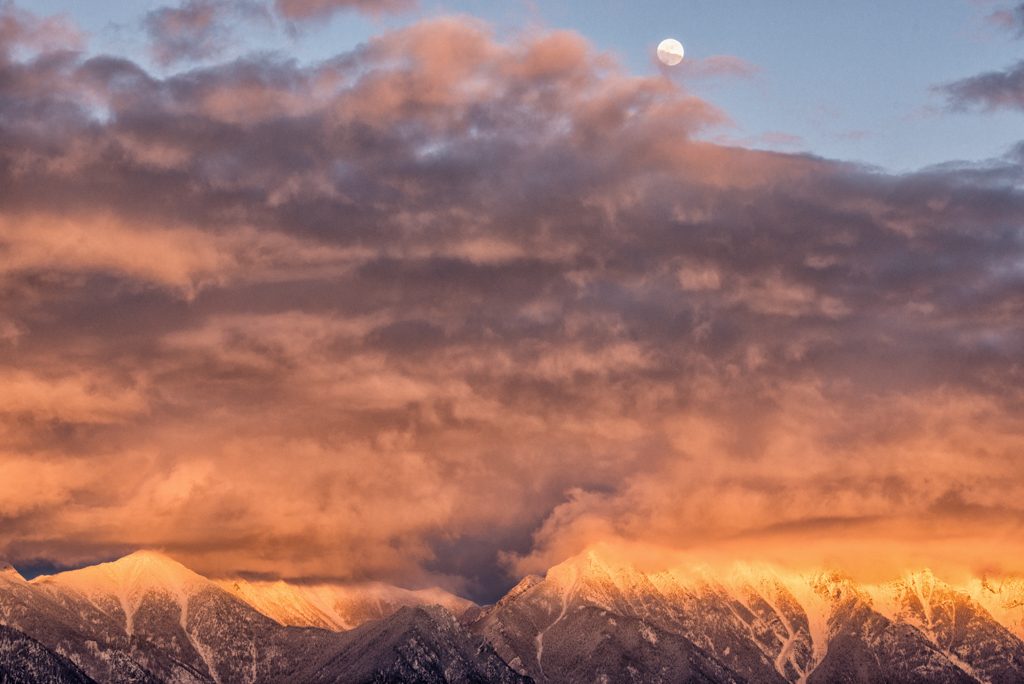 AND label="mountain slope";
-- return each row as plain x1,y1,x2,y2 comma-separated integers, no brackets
0,557,172,683
865,571,1024,683
803,573,975,684
969,576,1024,641
4,549,1024,683
217,577,474,631
296,605,531,683
30,550,337,683
471,552,756,683
1,552,507,684
0,623,97,684
473,550,1024,684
